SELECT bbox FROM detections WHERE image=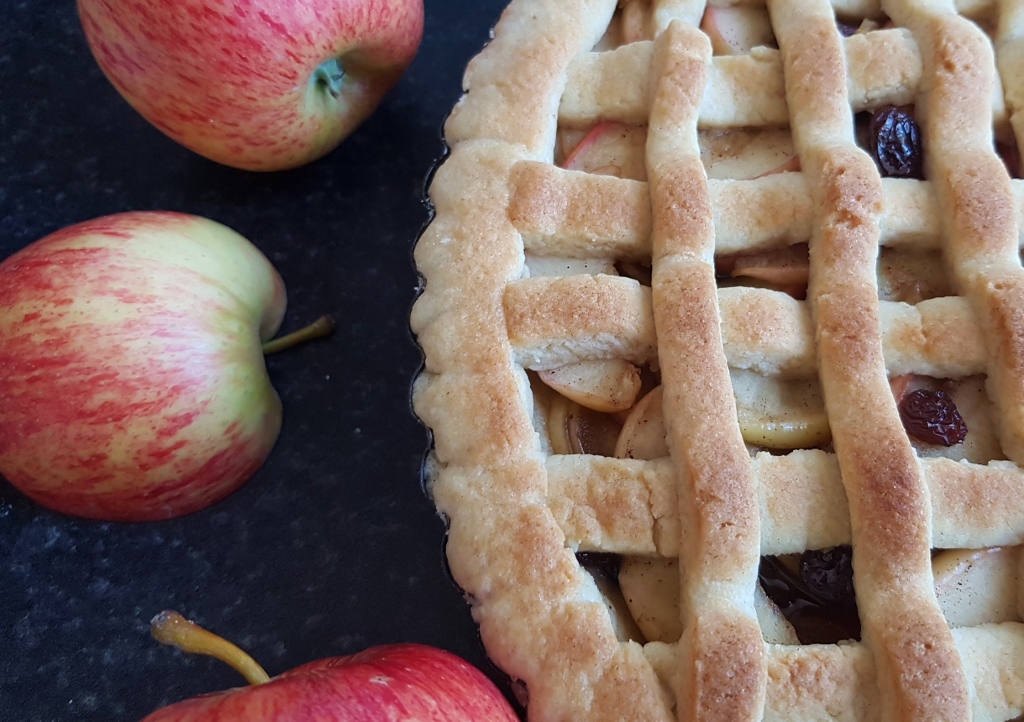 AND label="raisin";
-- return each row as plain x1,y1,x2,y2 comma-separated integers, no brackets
869,106,924,179
575,551,621,580
898,389,968,446
800,546,855,607
759,555,861,644
835,20,858,36
997,139,1020,178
